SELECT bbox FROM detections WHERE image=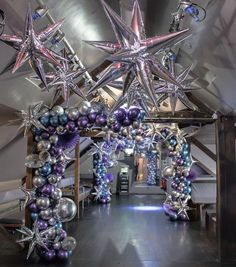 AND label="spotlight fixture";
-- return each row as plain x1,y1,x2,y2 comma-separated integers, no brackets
32,5,48,20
